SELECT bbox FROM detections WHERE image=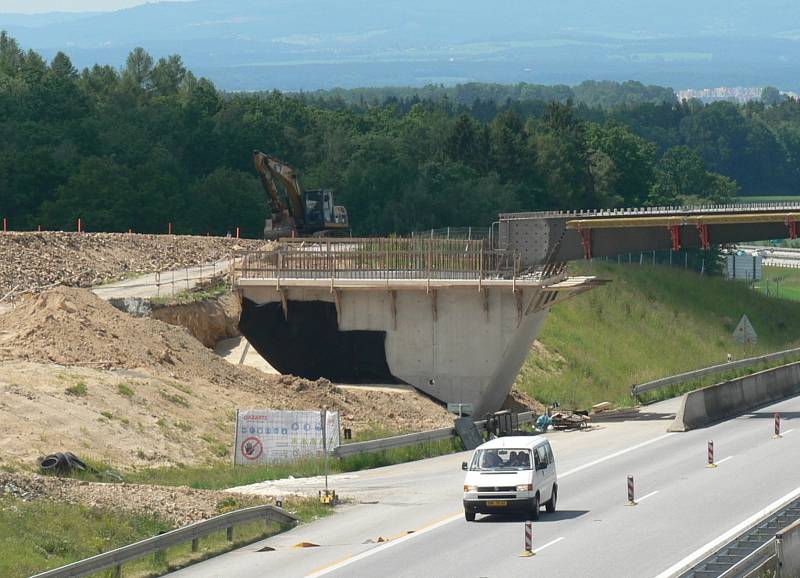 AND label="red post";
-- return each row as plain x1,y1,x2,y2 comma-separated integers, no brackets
37,224,41,232
168,222,173,235
626,475,637,505
706,440,716,467
77,218,82,233
2,217,6,232
775,413,782,438
518,520,534,557
236,227,240,239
